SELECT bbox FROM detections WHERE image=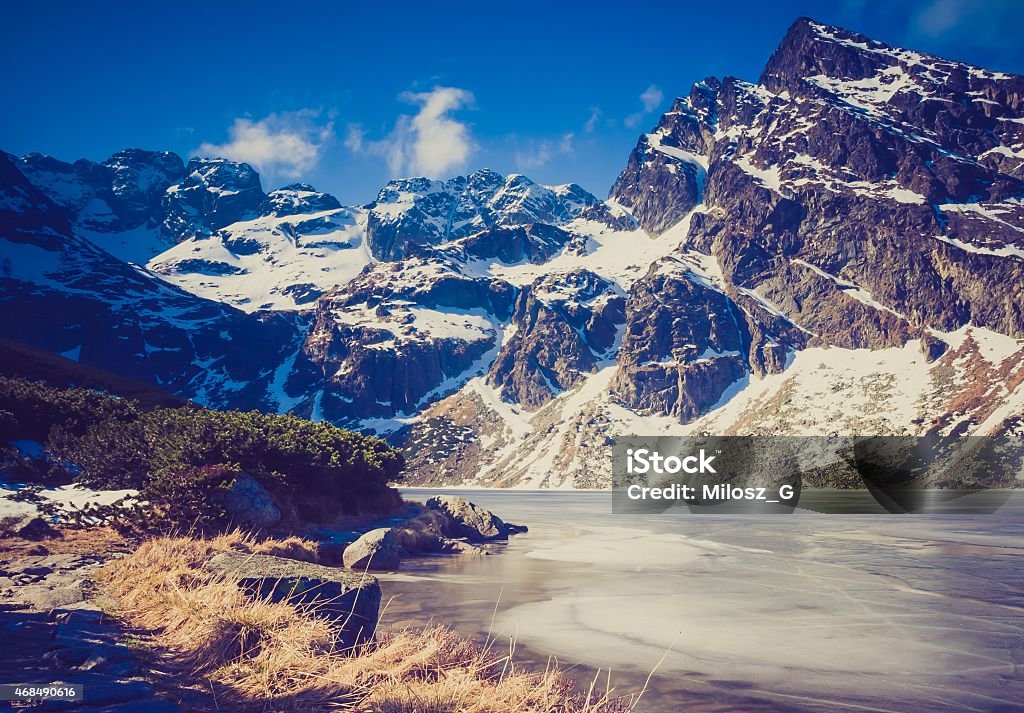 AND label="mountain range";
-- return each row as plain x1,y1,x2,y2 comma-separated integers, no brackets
2,17,1023,488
